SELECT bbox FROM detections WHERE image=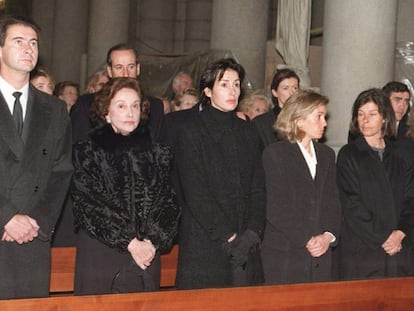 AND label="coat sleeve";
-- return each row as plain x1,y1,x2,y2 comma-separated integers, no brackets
336,147,391,247
142,145,180,253
319,147,341,245
71,142,135,252
245,129,266,238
